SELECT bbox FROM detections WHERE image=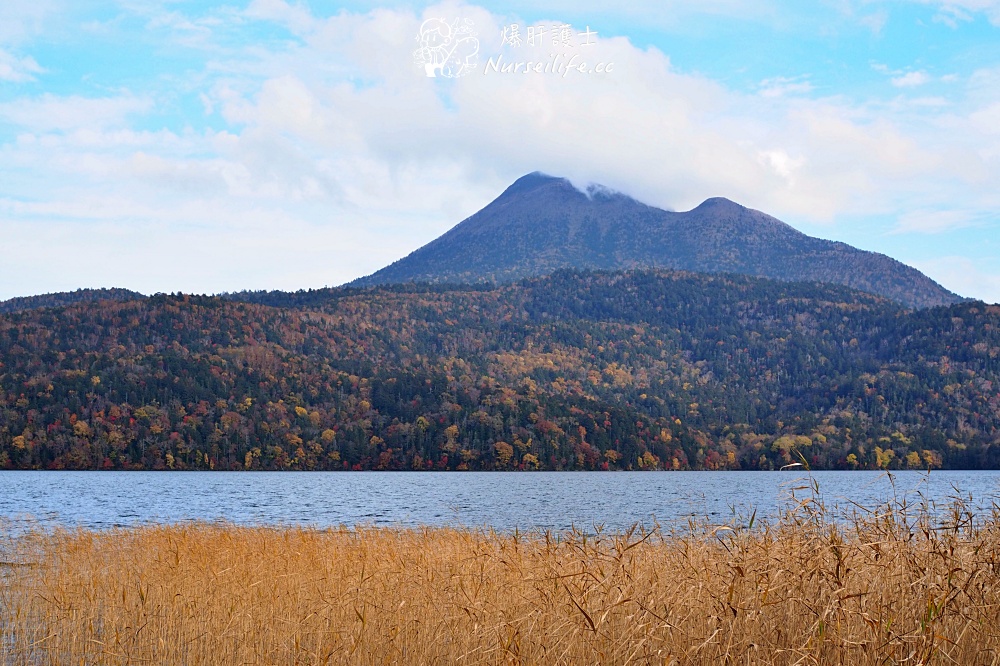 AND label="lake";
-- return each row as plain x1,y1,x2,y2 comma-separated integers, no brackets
3,470,1000,533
